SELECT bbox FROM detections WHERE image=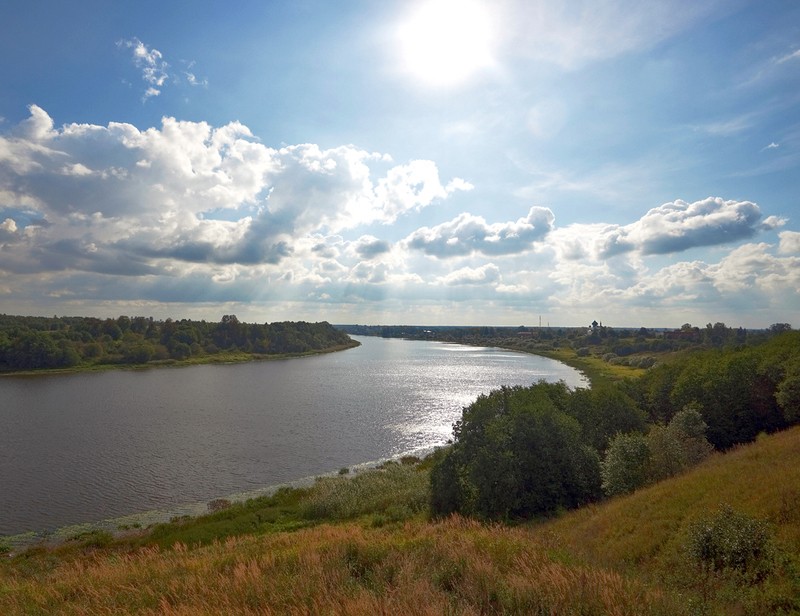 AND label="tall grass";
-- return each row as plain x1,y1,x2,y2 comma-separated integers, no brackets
541,426,800,613
2,428,799,614
300,462,429,523
0,517,682,615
